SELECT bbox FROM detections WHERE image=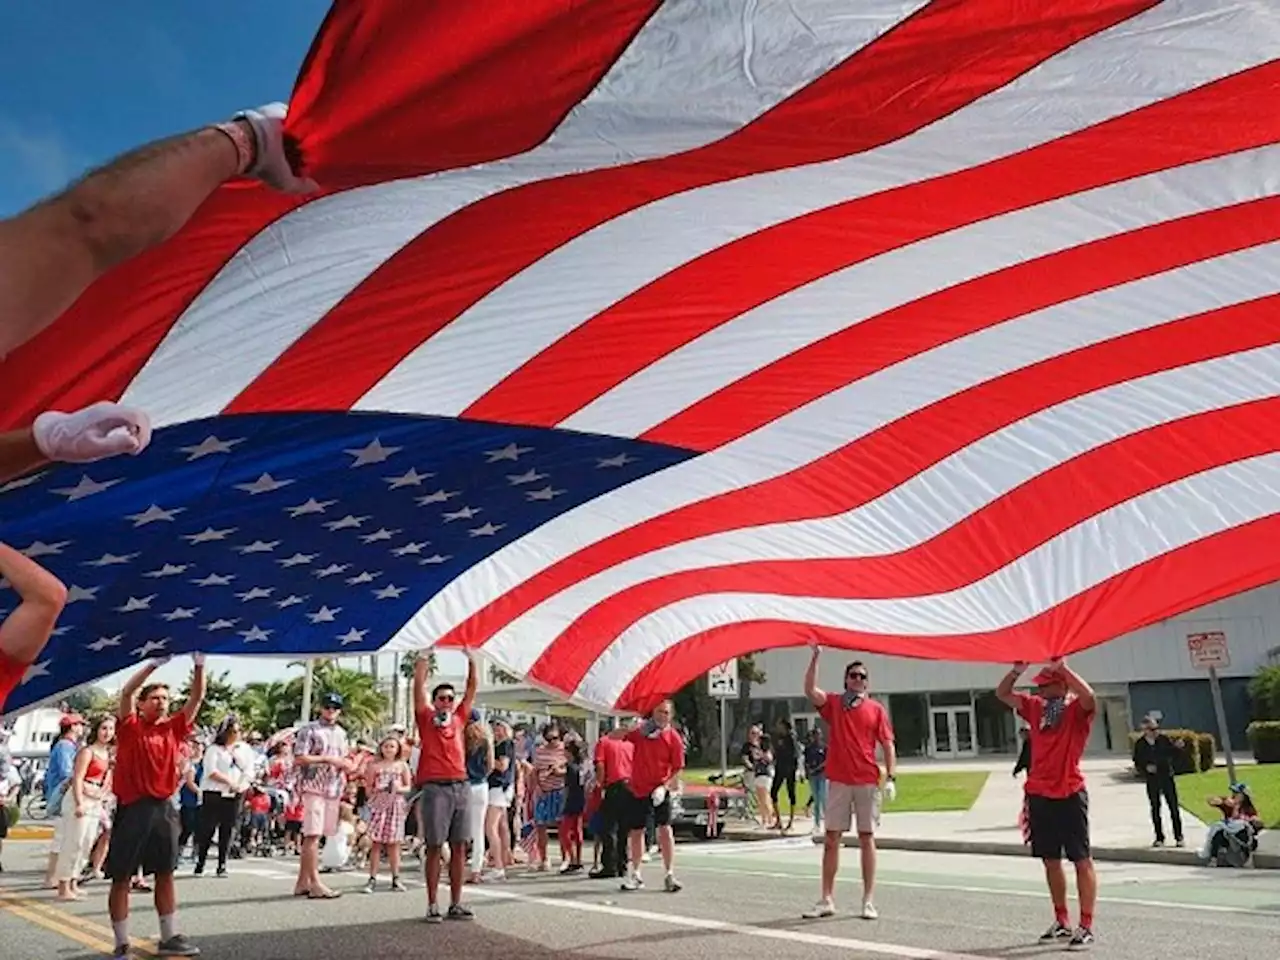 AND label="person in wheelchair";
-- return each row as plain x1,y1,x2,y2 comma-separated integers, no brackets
1200,782,1263,867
